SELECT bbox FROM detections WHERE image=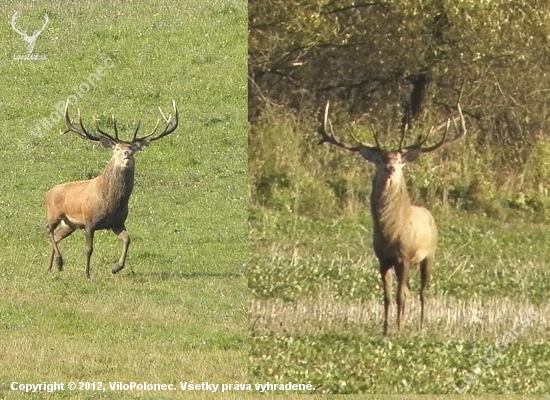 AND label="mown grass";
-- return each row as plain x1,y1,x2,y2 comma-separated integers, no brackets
250,296,549,339
0,0,246,398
